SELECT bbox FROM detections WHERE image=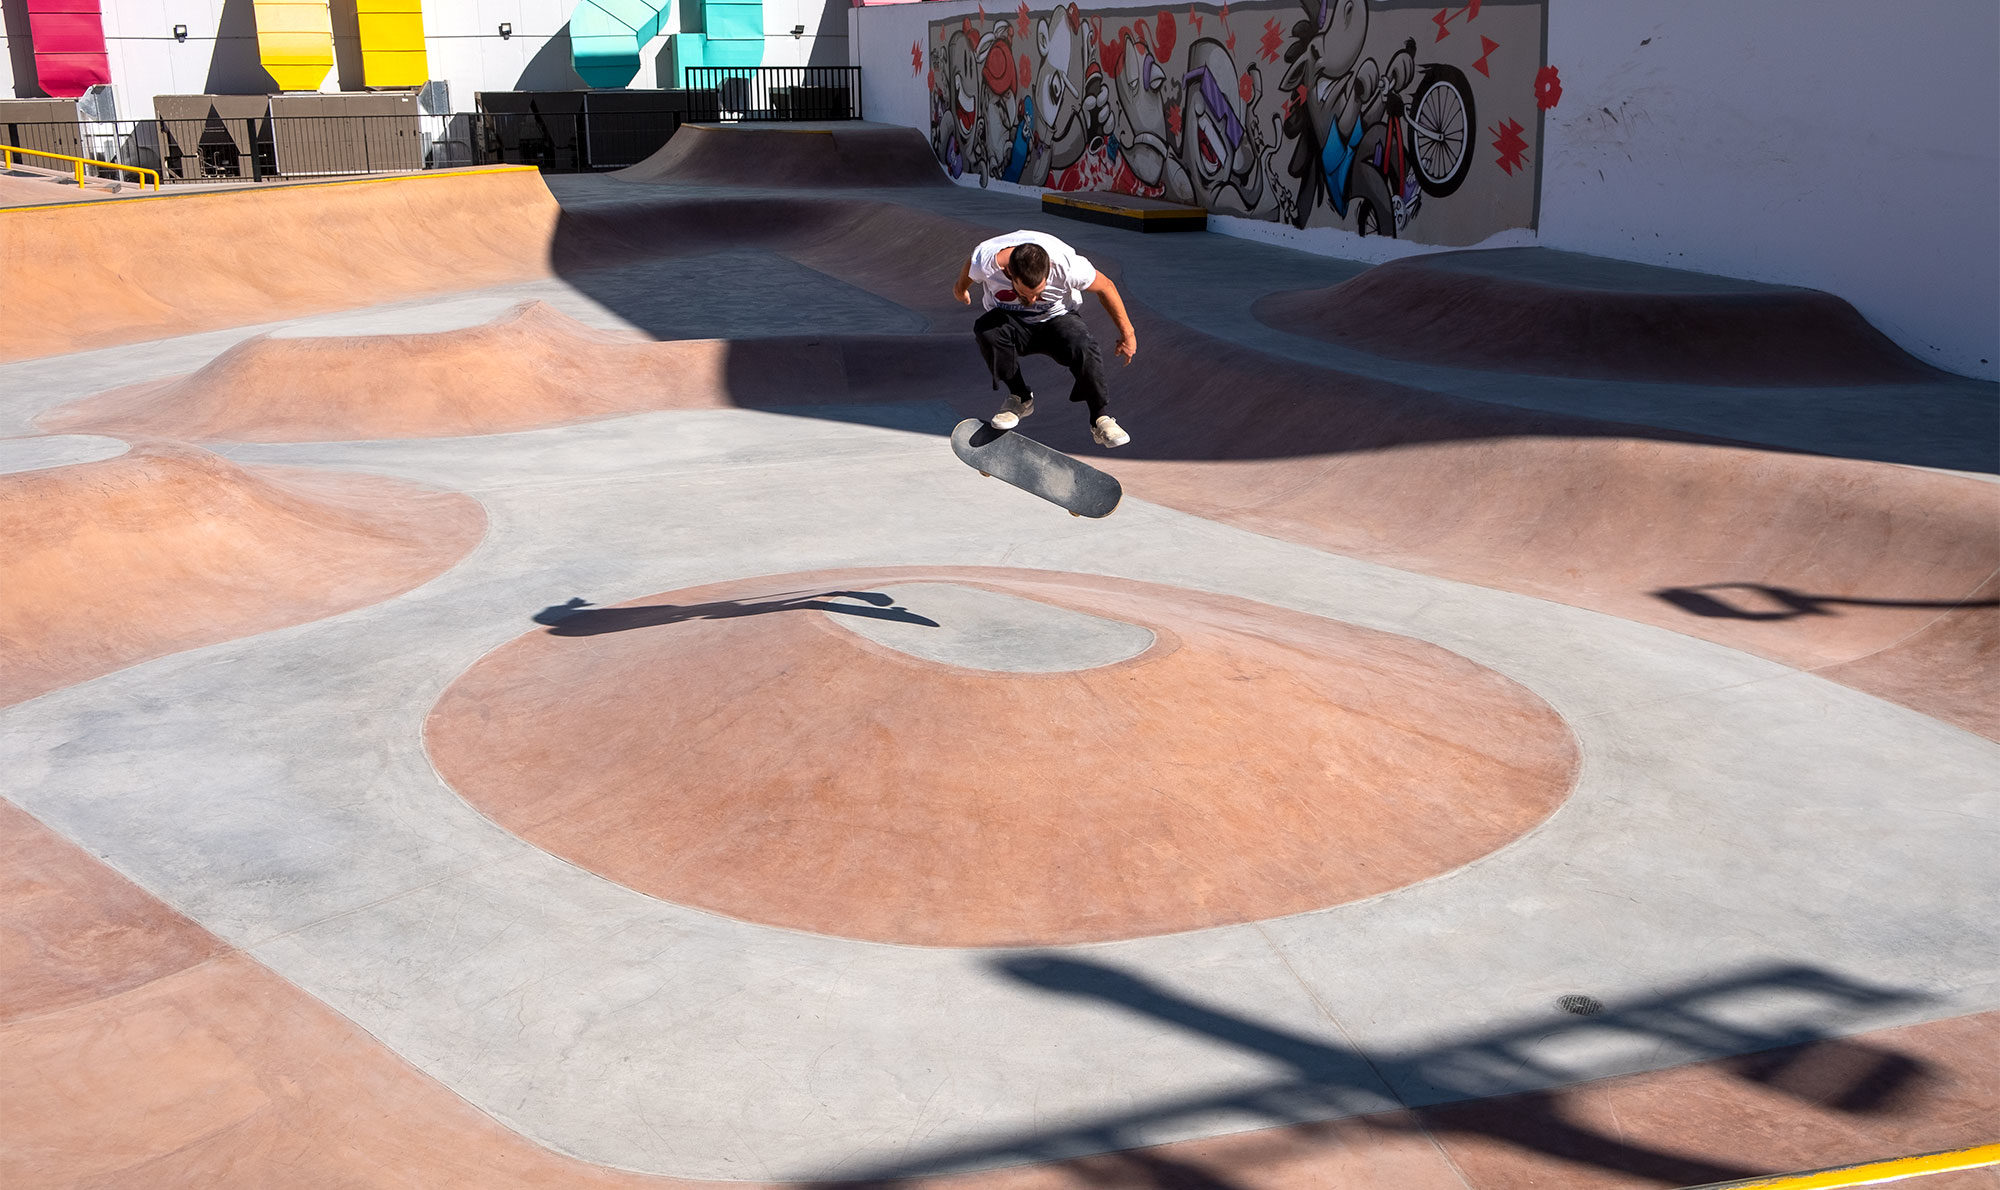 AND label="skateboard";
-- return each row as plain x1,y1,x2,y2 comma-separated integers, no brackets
950,418,1122,518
